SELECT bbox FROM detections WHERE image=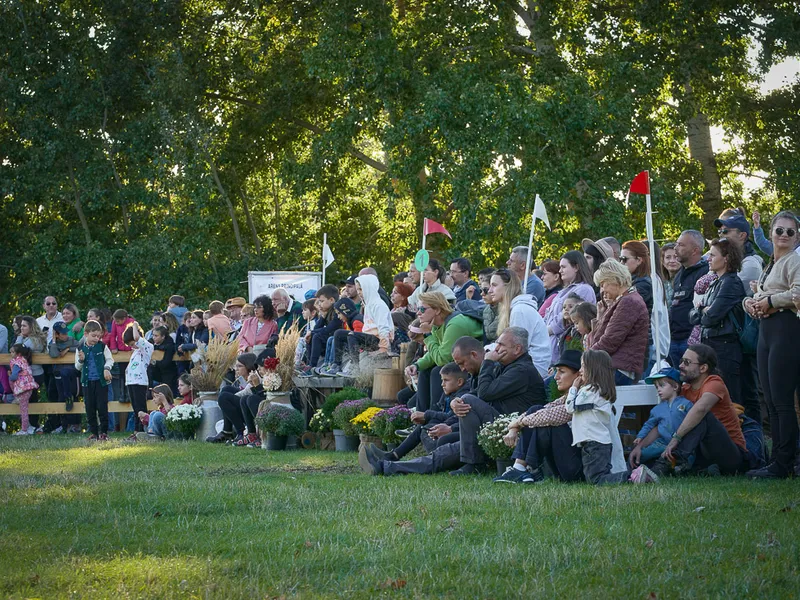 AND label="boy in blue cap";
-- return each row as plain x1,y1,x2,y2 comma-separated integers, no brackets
629,366,694,467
